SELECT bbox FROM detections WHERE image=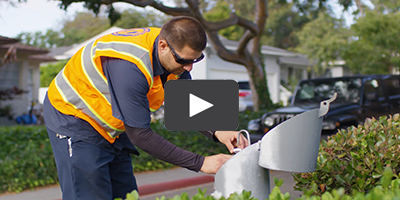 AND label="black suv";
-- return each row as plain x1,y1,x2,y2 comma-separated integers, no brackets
248,74,400,134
